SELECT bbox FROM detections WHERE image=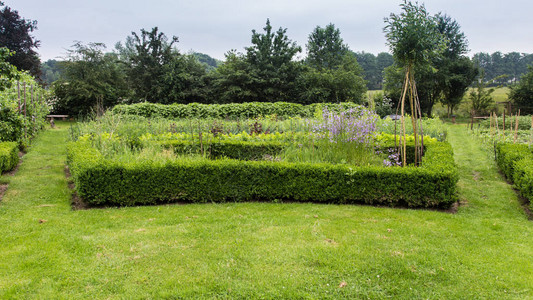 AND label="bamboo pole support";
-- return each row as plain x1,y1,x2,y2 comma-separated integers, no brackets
408,73,418,166
399,69,409,167
490,112,493,137
23,83,26,117
503,112,506,136
17,81,21,112
31,84,34,117
413,79,424,164
494,113,500,136
514,109,520,143
531,115,533,145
